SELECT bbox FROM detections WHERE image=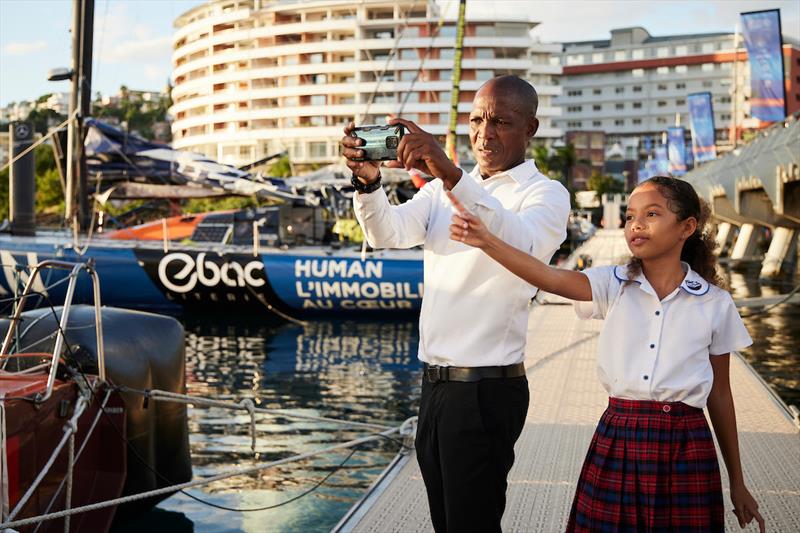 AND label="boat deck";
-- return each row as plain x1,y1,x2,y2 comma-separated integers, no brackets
337,230,800,532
